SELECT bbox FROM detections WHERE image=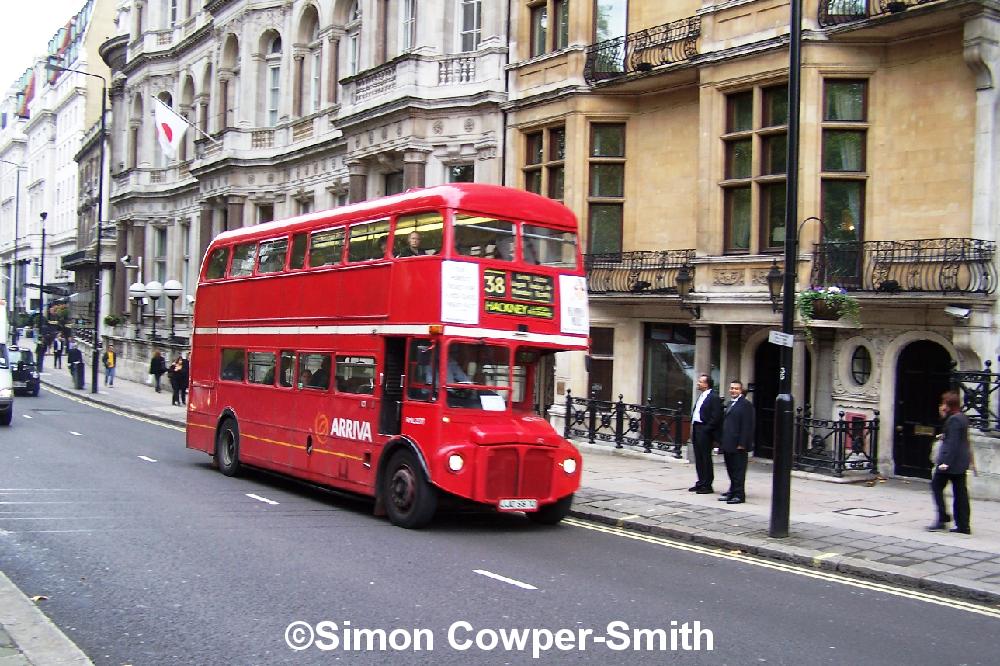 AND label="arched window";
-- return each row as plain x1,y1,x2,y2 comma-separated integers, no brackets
267,35,282,126
347,1,361,75
311,23,322,112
